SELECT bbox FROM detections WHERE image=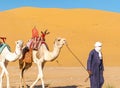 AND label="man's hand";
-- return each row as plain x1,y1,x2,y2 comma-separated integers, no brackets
87,70,92,76
84,70,92,82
